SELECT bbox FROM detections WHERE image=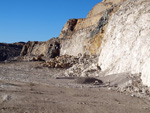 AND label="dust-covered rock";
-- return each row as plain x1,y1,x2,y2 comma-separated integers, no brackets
65,54,100,77
41,55,79,68
75,77,103,84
